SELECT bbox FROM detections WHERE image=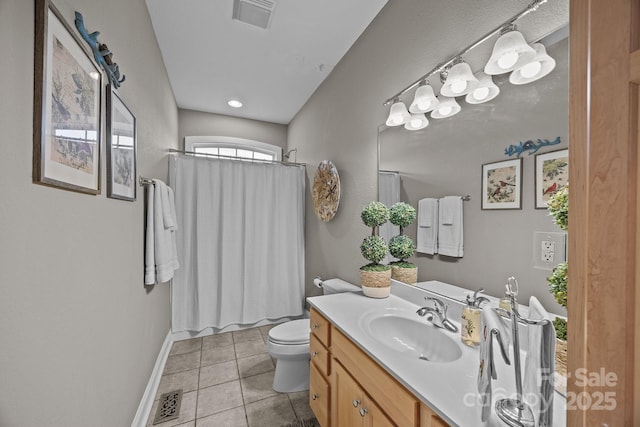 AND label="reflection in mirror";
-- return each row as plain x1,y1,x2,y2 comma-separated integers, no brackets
378,170,400,264
378,30,568,314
